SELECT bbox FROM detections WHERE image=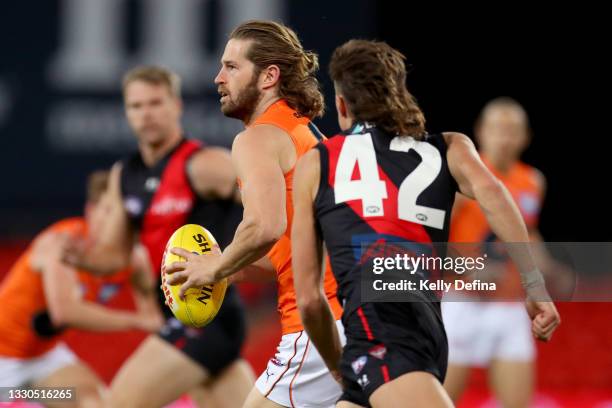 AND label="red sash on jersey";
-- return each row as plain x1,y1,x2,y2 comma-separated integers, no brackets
141,140,201,272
